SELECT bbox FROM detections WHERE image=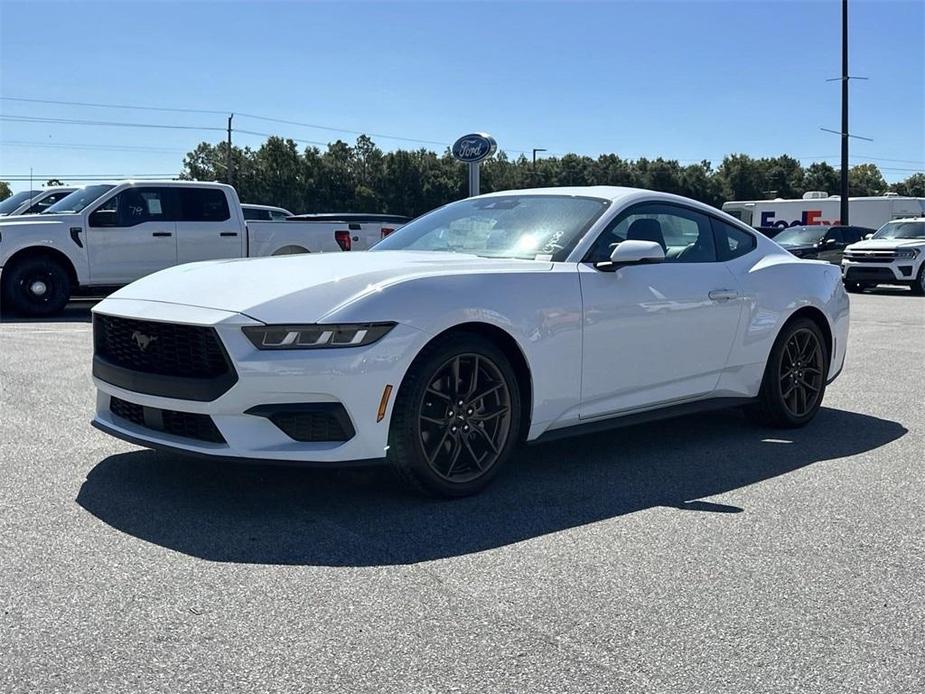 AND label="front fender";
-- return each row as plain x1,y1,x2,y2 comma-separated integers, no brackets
0,220,89,283
325,267,585,439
